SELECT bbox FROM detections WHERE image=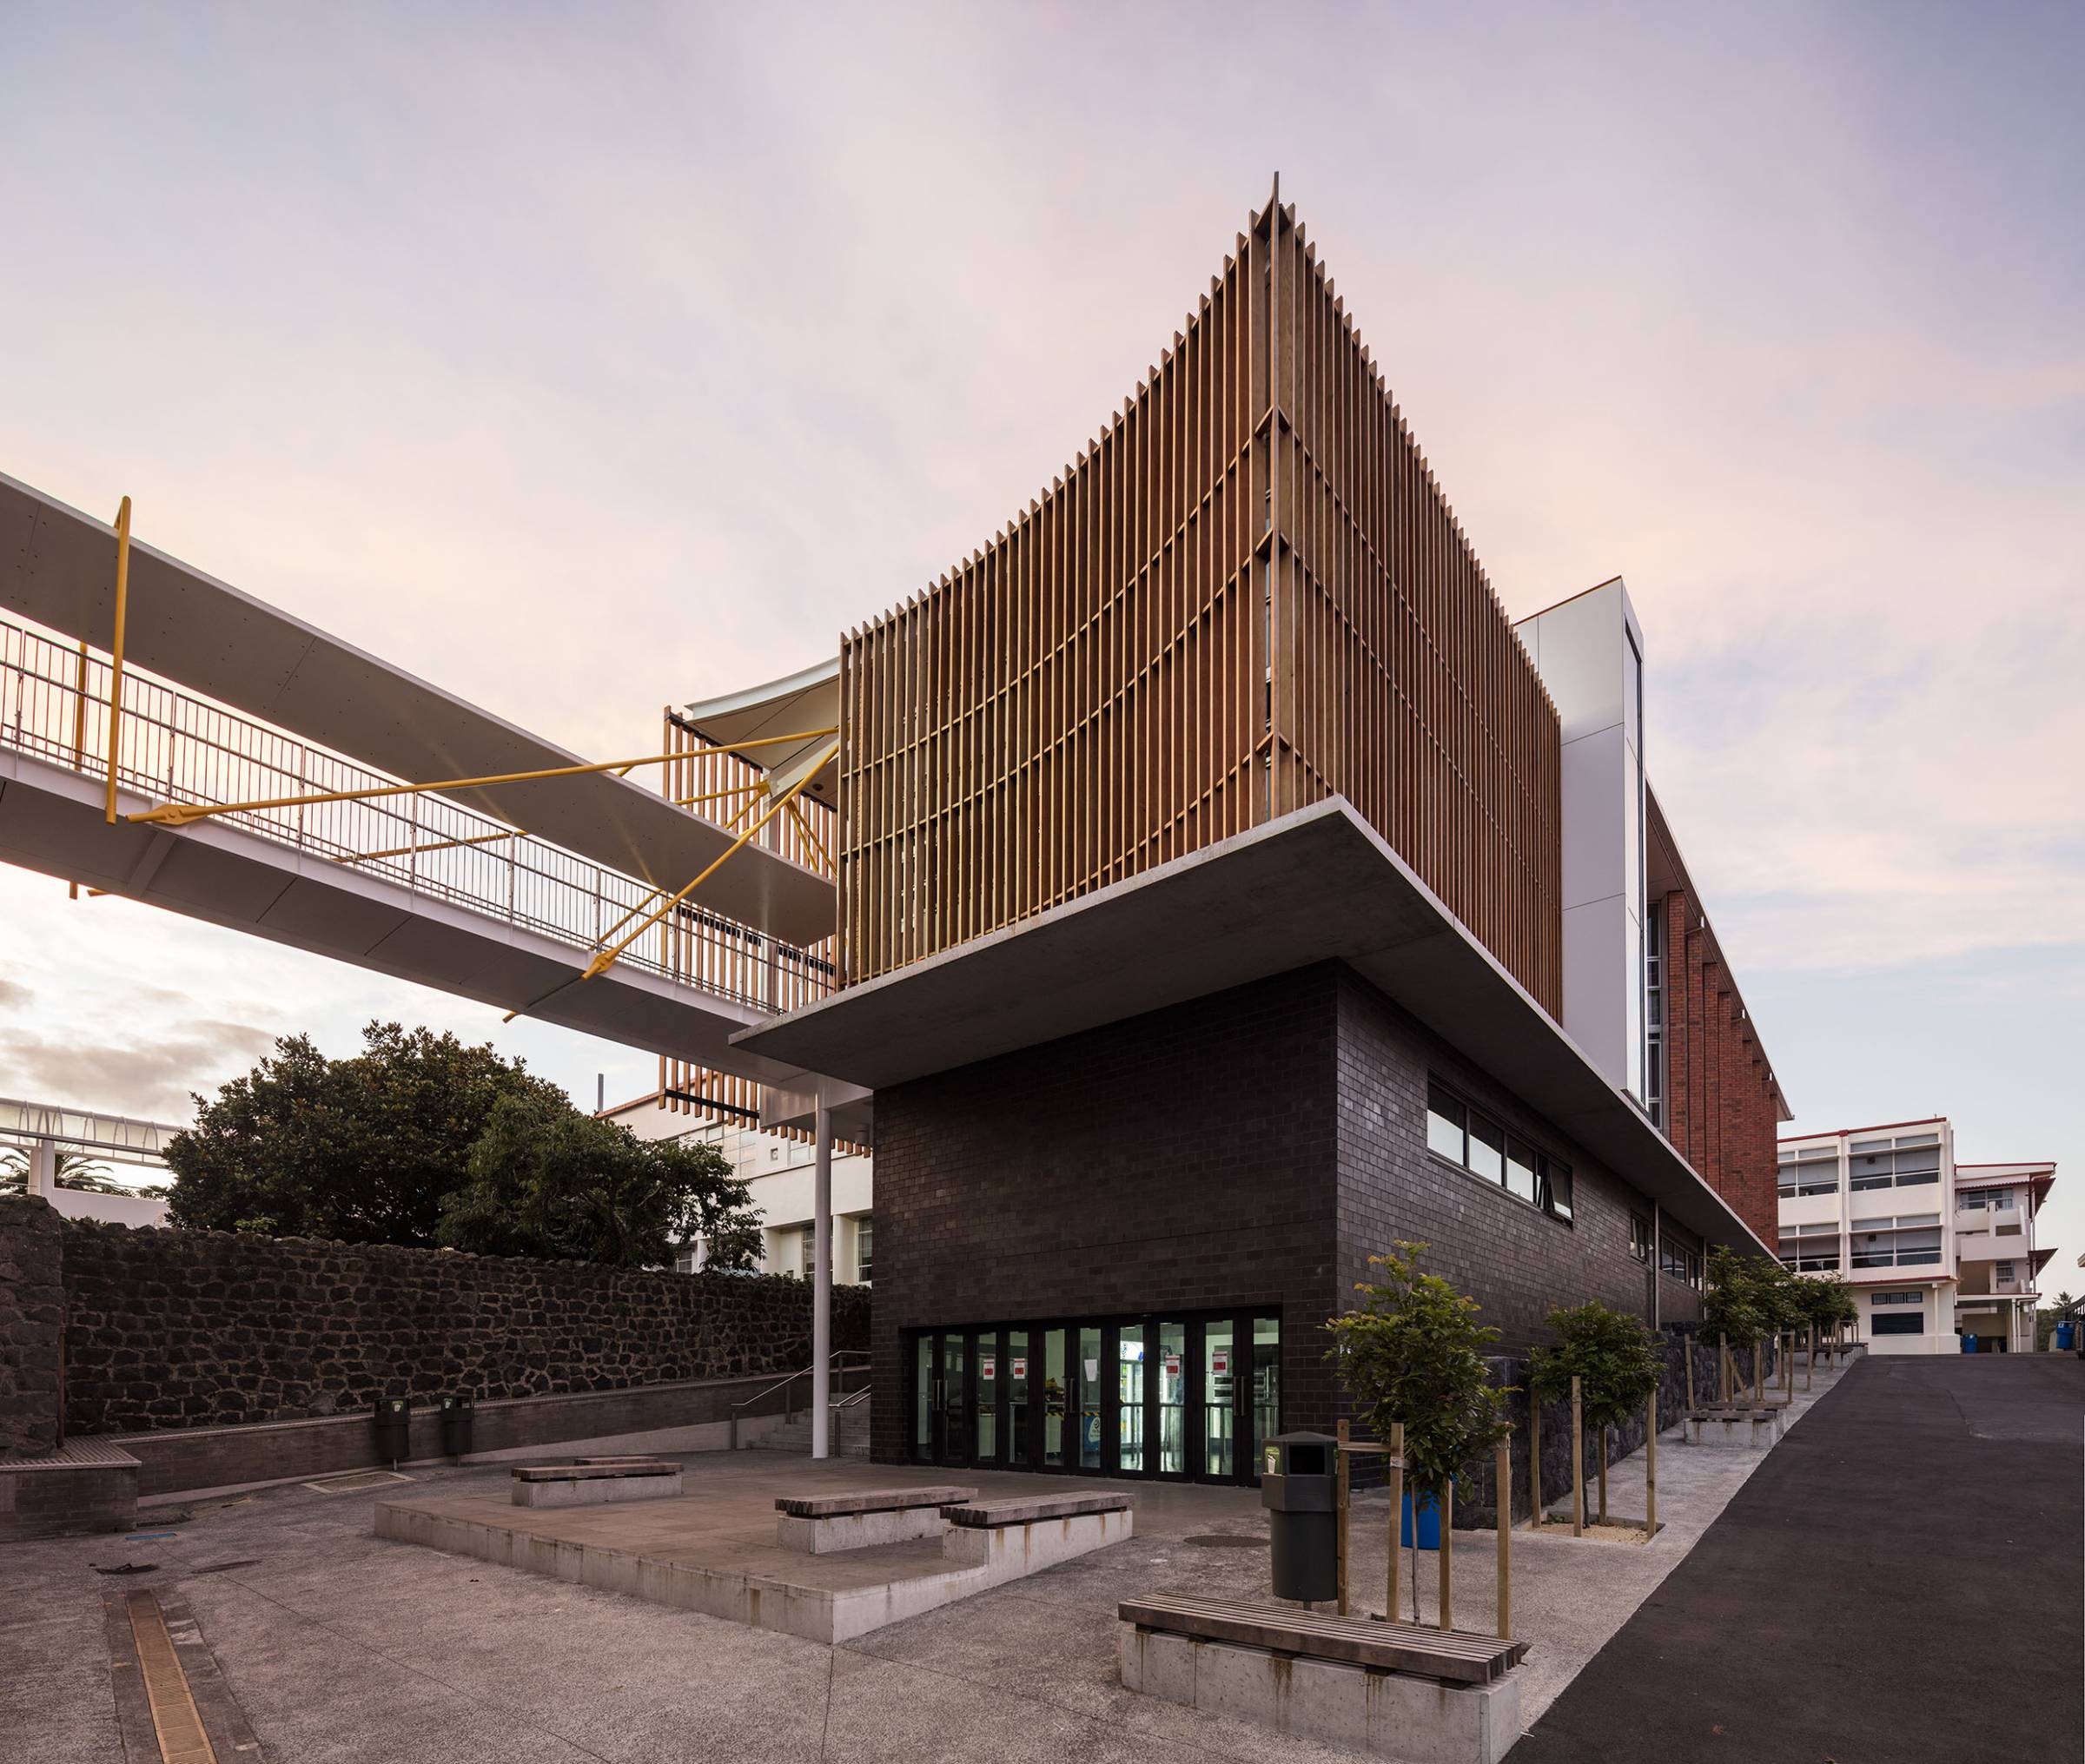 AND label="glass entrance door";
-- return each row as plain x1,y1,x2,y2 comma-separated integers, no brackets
908,1311,1275,1484
938,1332,967,1464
